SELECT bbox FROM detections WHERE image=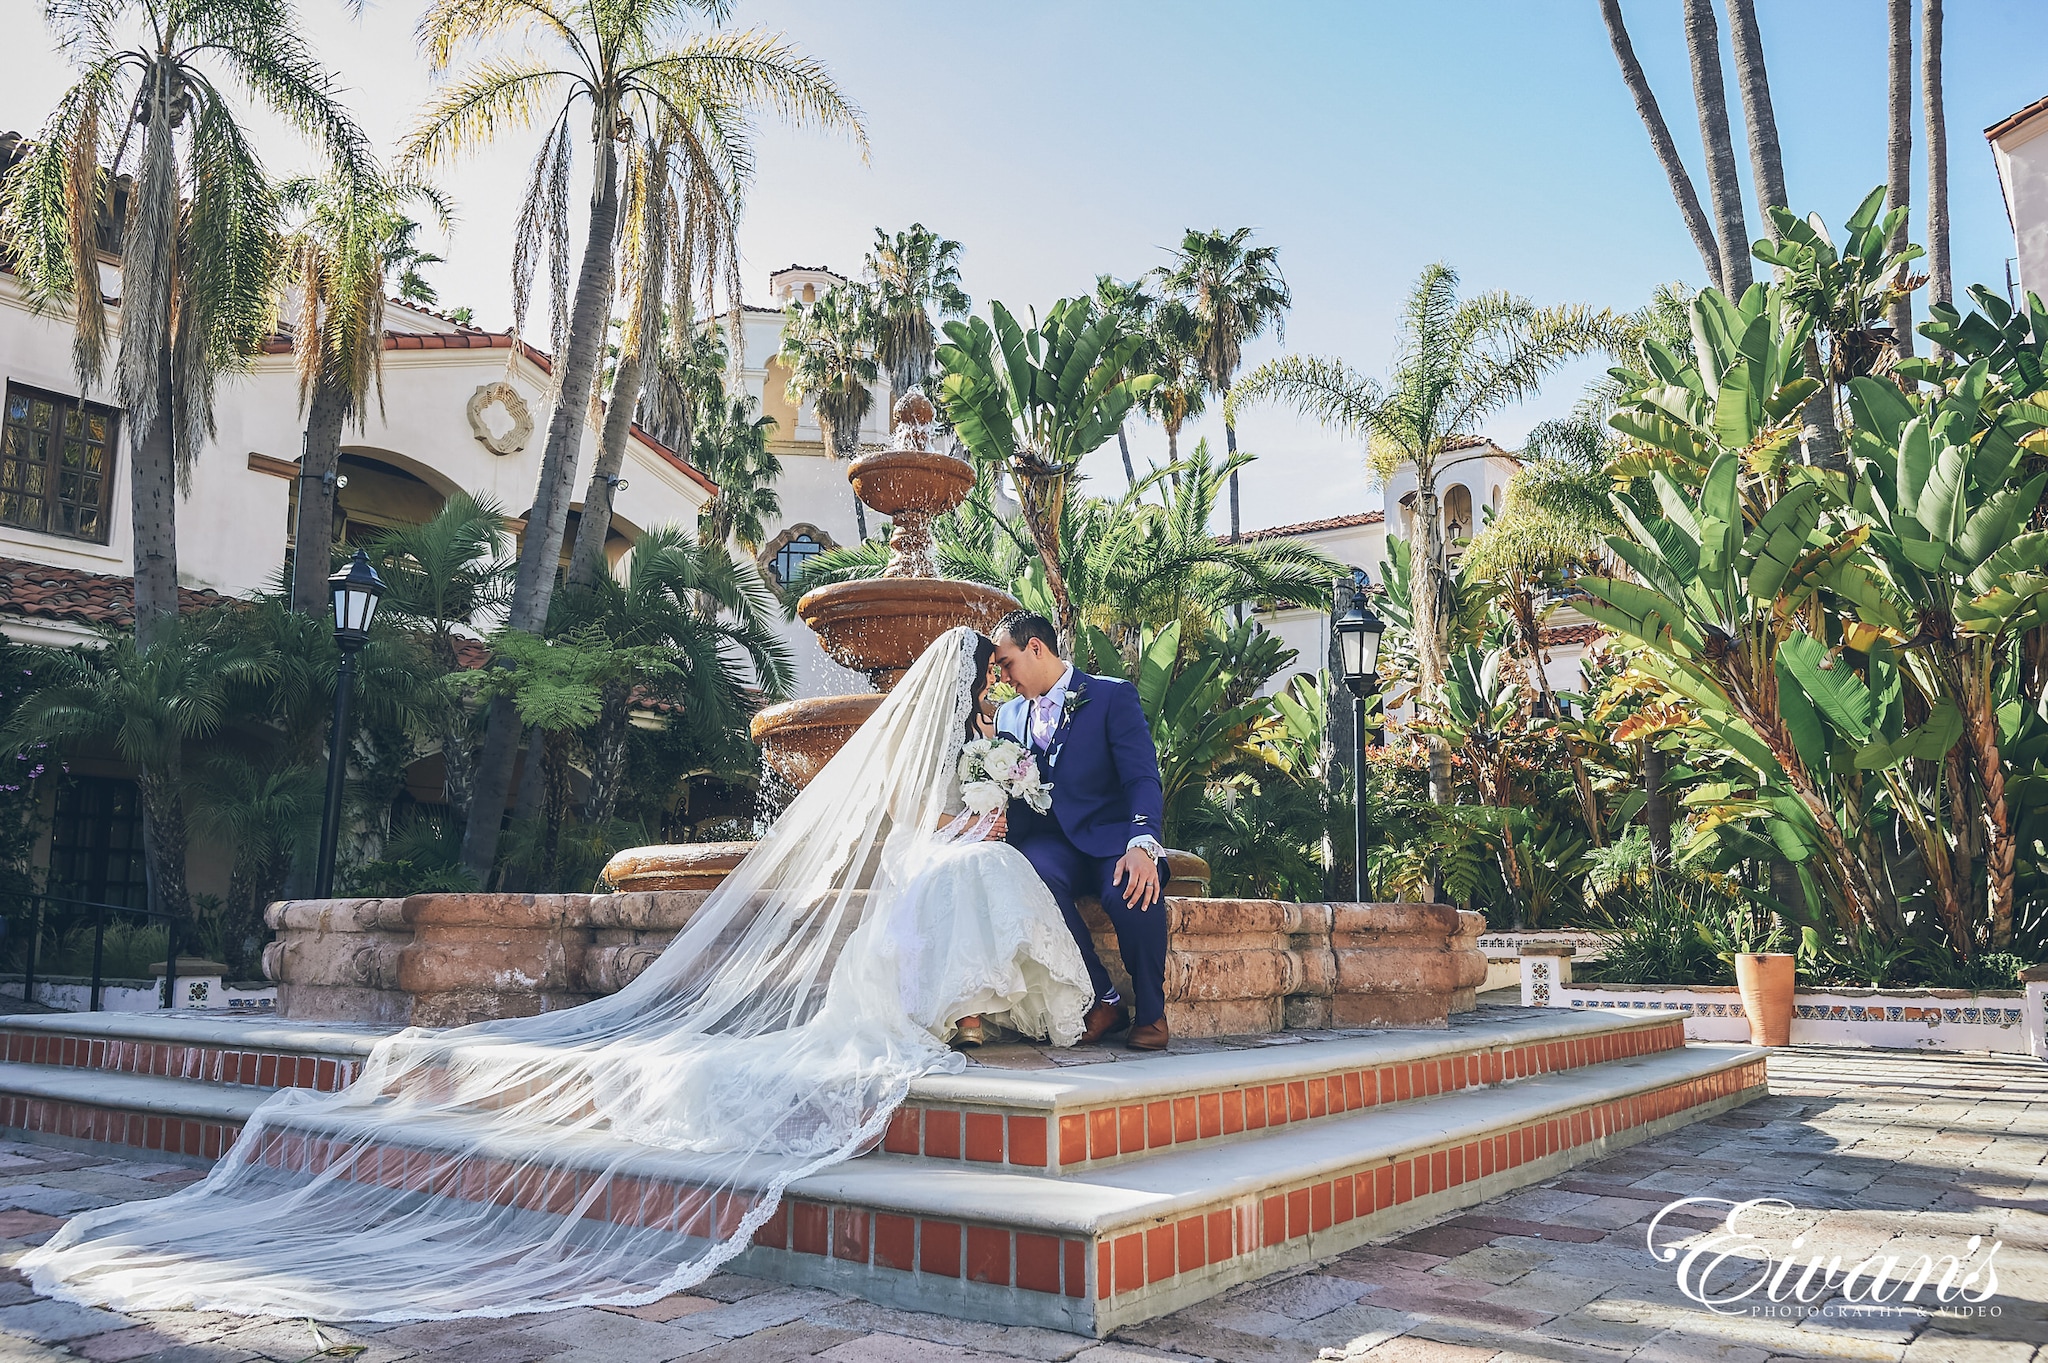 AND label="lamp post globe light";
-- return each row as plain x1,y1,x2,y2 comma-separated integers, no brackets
315,550,387,897
1334,567,1386,902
